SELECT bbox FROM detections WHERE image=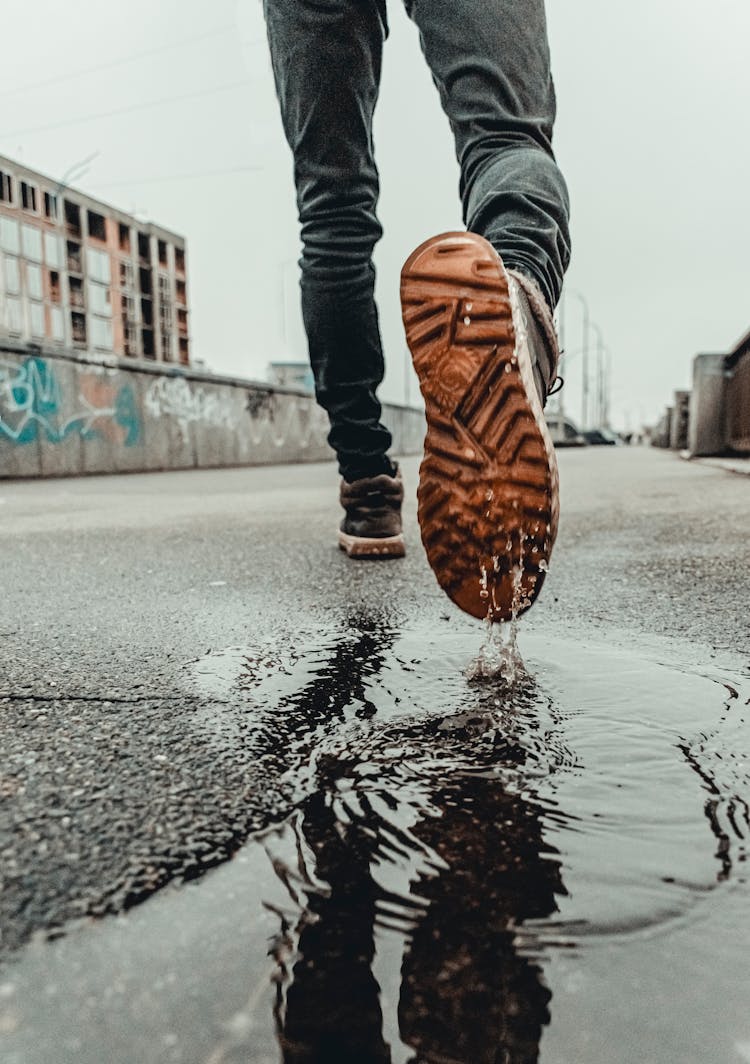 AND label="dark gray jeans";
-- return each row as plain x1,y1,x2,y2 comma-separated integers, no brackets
263,0,571,482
